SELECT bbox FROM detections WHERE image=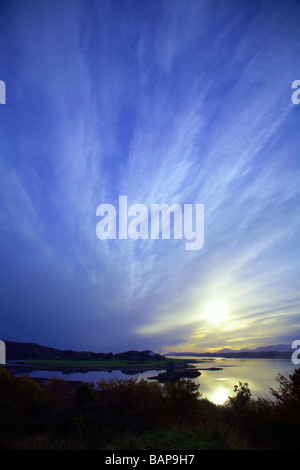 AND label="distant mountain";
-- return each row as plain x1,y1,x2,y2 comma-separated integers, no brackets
216,347,250,354
215,345,291,354
253,344,291,352
166,343,292,358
